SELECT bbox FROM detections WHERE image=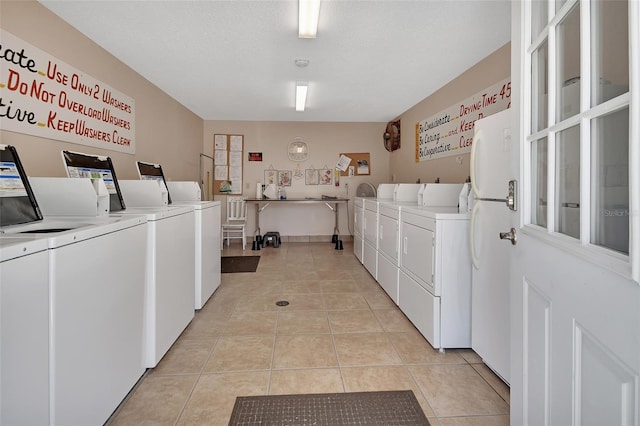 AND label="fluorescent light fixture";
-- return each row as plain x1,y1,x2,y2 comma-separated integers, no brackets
295,82,308,111
298,0,321,38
